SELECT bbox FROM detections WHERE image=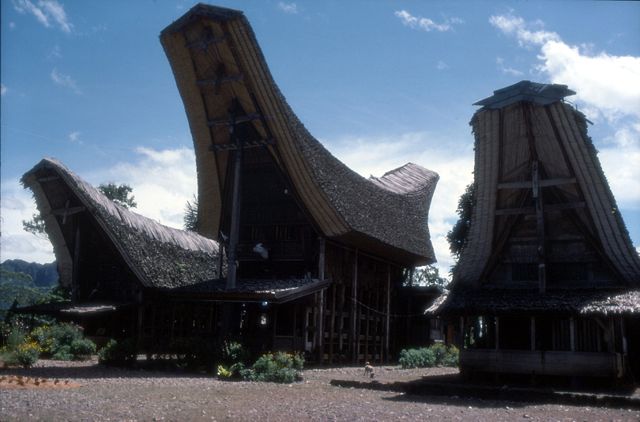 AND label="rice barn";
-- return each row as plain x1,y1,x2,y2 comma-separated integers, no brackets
429,81,640,382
